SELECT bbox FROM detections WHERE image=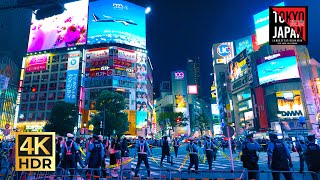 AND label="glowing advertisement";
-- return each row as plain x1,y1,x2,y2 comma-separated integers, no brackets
25,55,48,72
276,90,304,118
212,42,235,64
234,35,253,55
136,111,148,128
65,70,79,103
174,72,185,80
229,50,247,82
175,95,187,108
136,51,148,112
187,85,198,95
87,0,146,49
27,0,88,52
253,2,285,45
257,56,299,85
